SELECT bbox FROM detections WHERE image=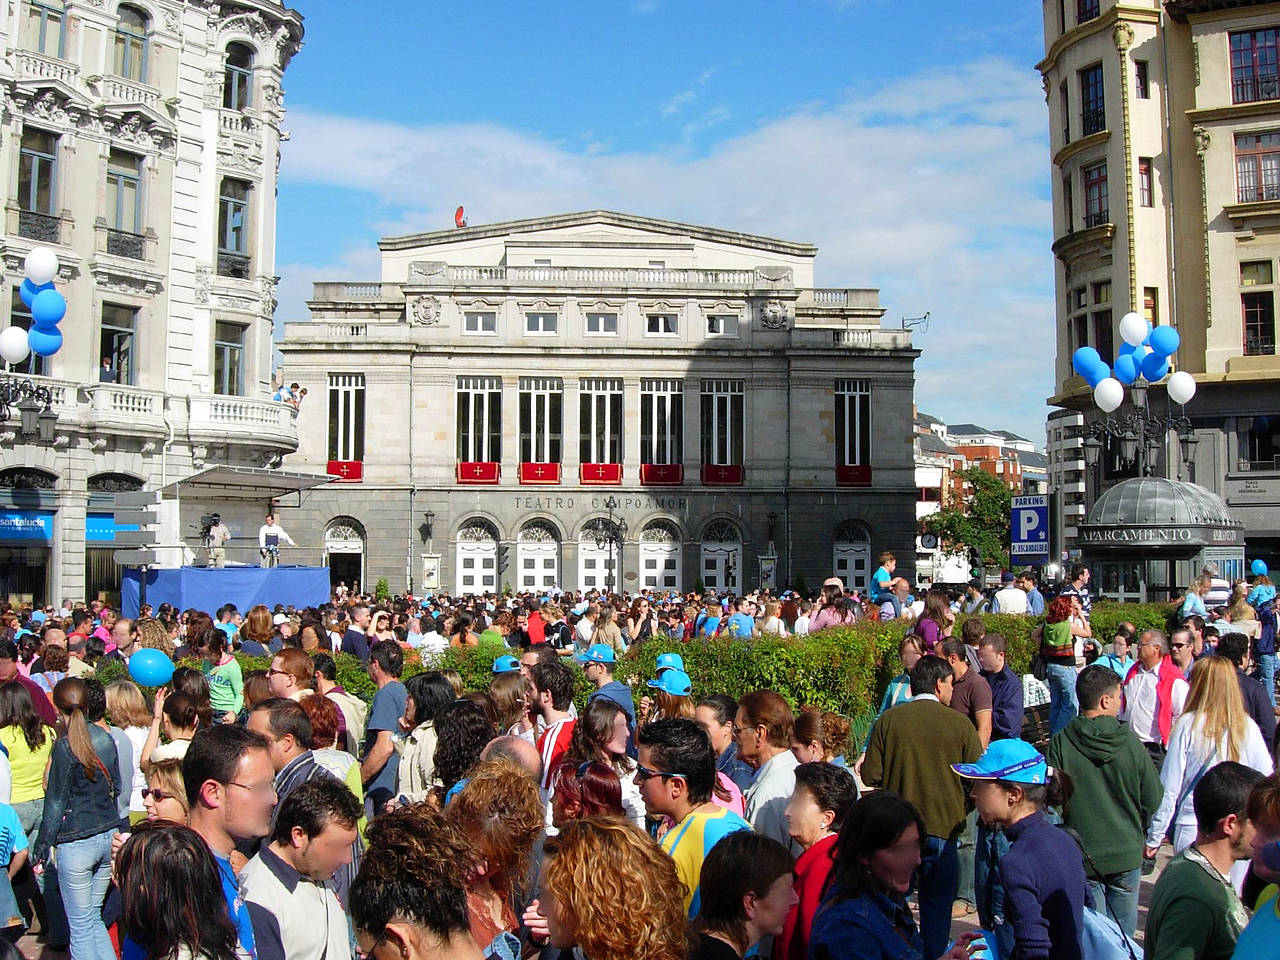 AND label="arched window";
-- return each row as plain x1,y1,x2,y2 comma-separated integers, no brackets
641,519,682,592
456,518,499,595
833,521,872,594
114,5,149,82
224,42,254,111
517,520,560,591
700,519,741,594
